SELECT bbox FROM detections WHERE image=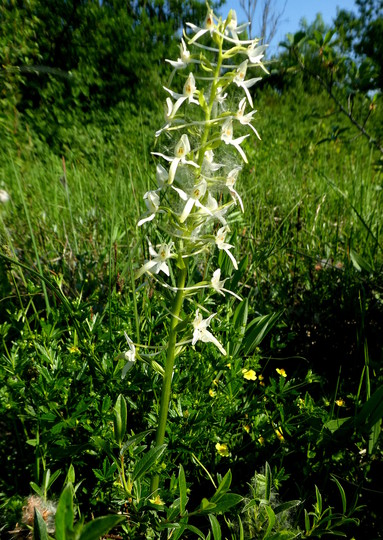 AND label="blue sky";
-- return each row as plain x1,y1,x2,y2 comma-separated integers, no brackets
218,0,358,53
